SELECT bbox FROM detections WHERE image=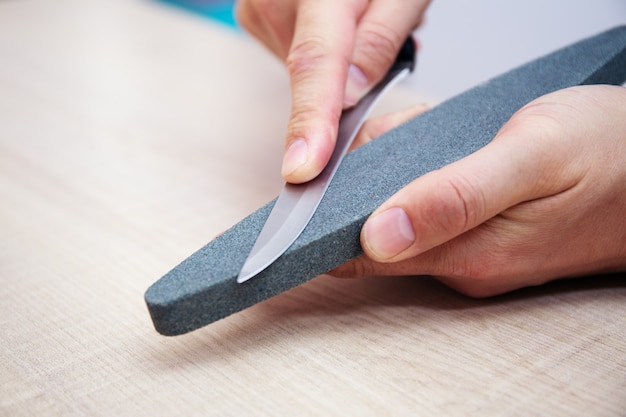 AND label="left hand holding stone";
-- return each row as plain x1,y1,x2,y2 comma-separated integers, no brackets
332,85,626,297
